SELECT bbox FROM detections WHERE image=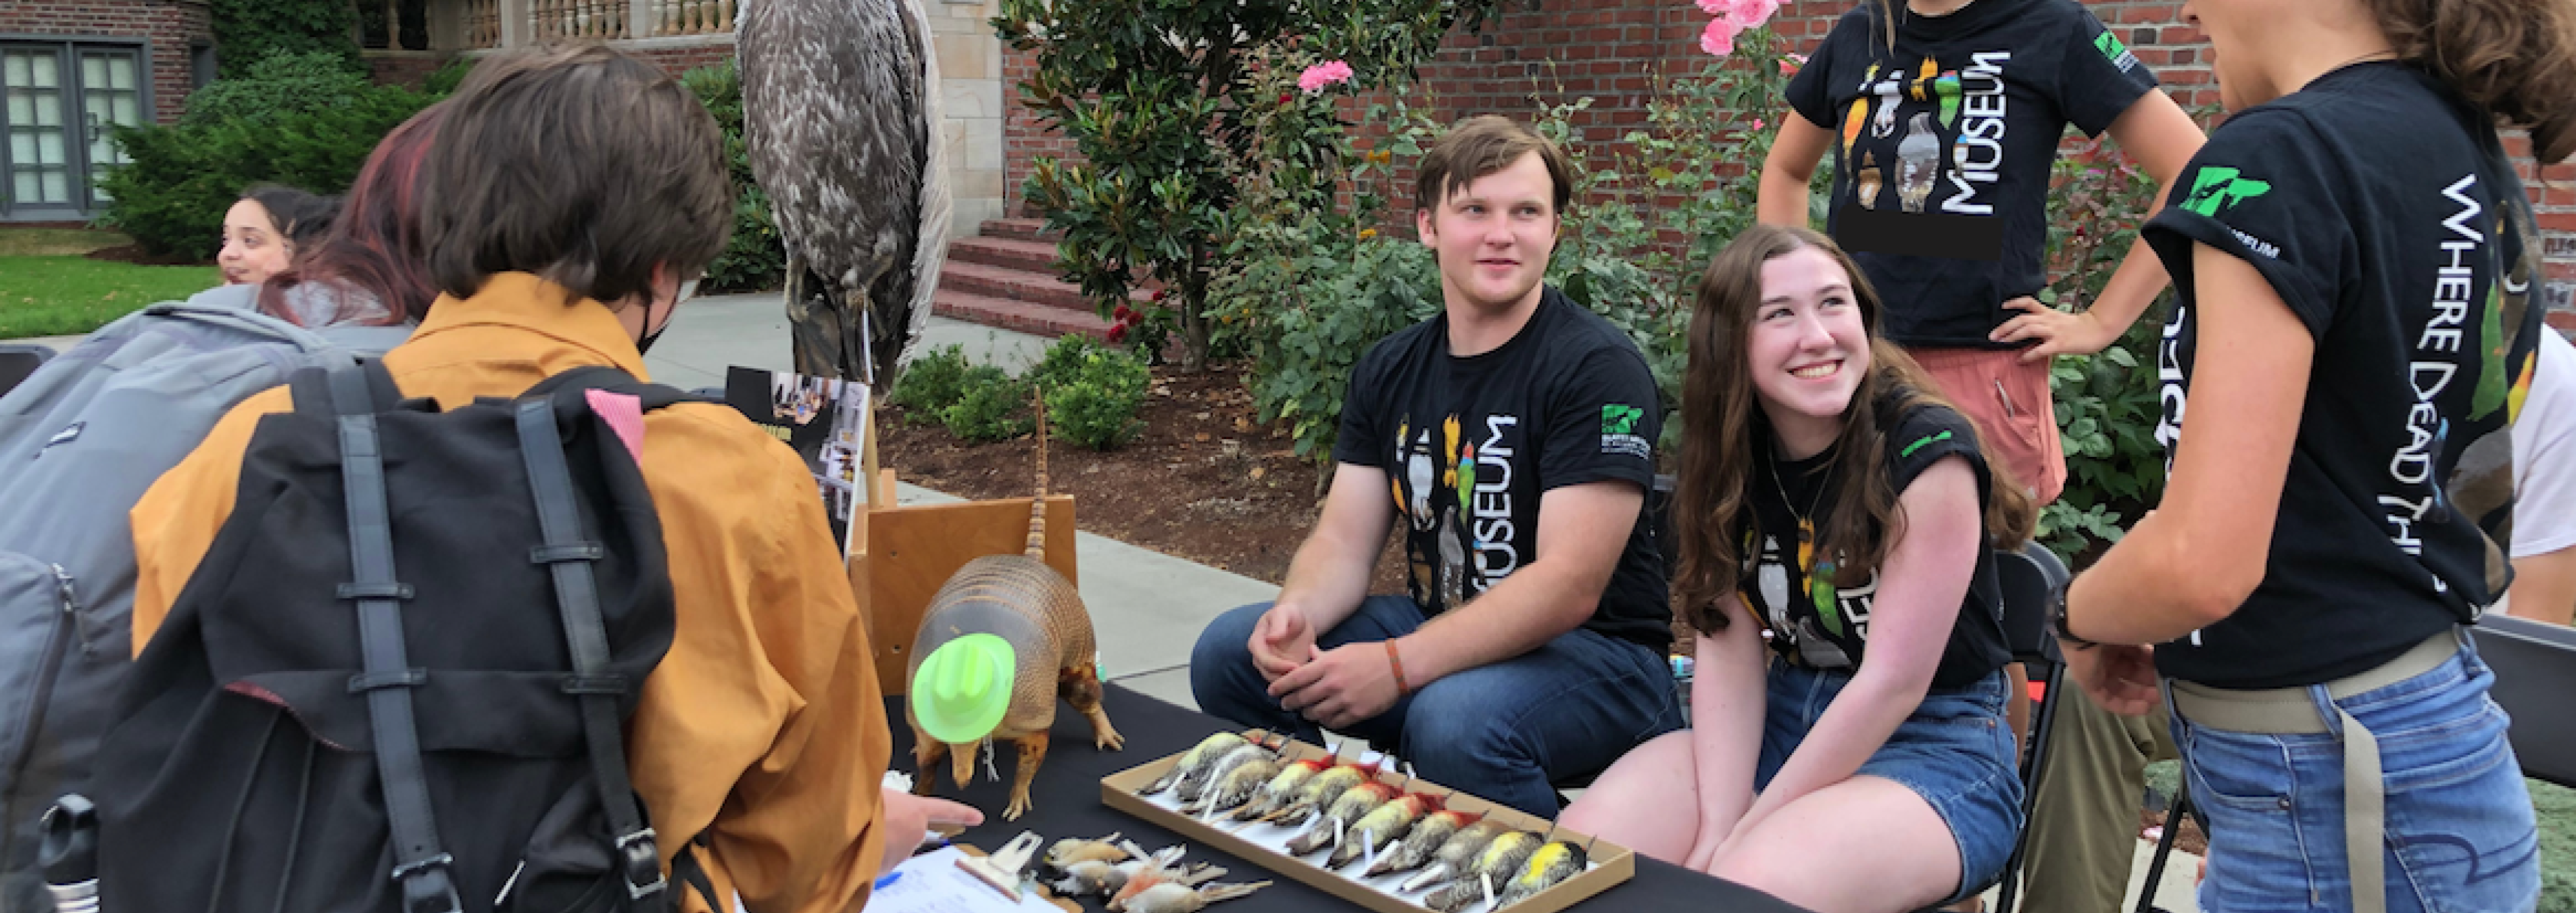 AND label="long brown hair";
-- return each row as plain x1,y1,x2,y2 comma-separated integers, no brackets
1672,224,2035,635
2364,0,2576,162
